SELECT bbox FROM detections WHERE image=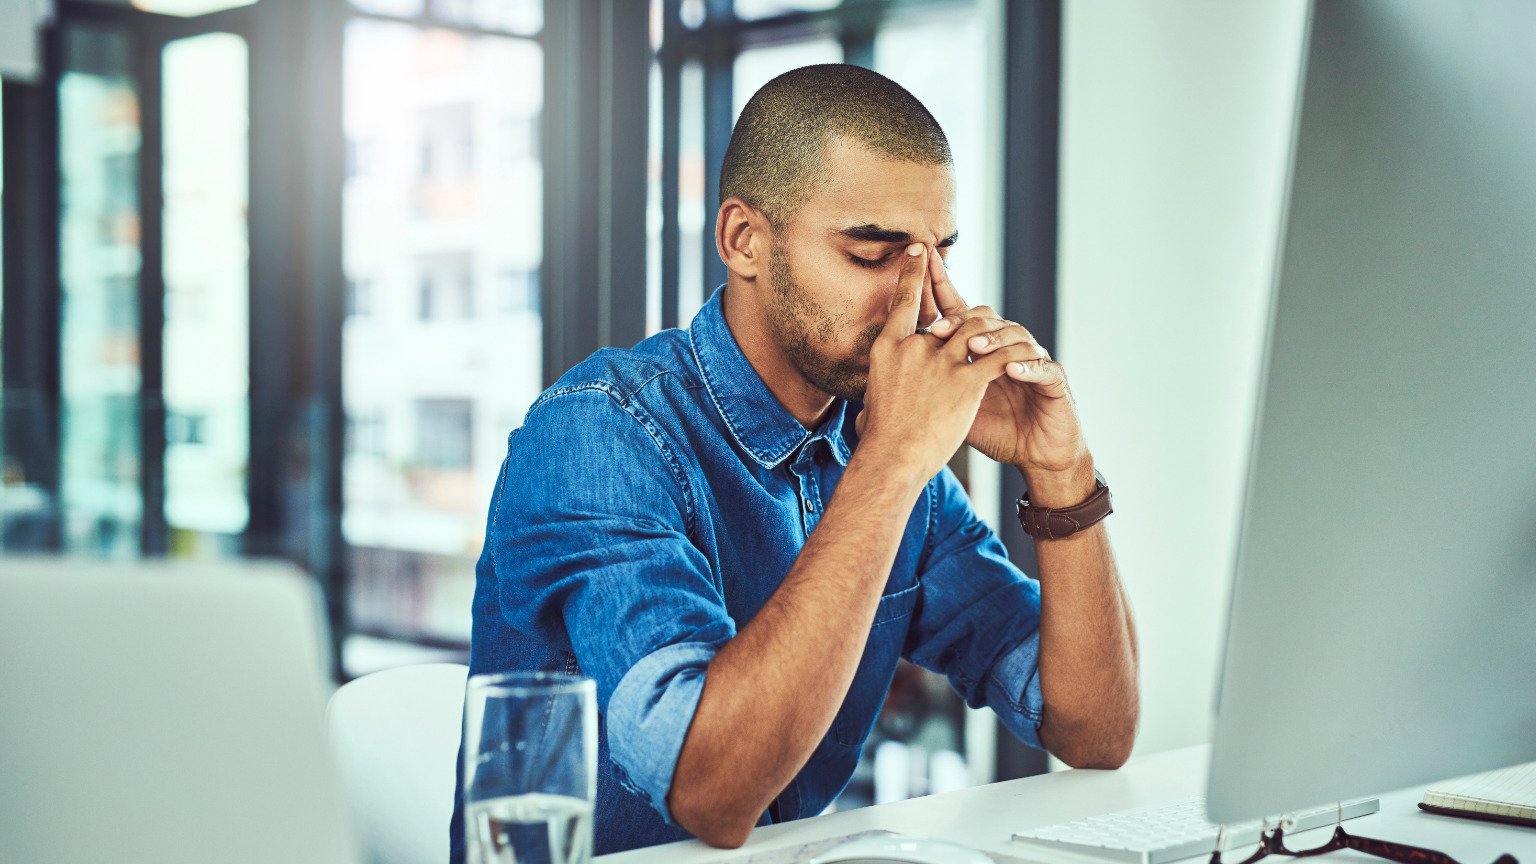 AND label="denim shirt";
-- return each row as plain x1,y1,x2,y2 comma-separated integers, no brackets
450,288,1044,858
